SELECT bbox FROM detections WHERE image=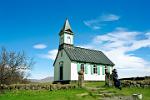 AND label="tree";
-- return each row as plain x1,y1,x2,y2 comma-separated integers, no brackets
0,47,34,85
